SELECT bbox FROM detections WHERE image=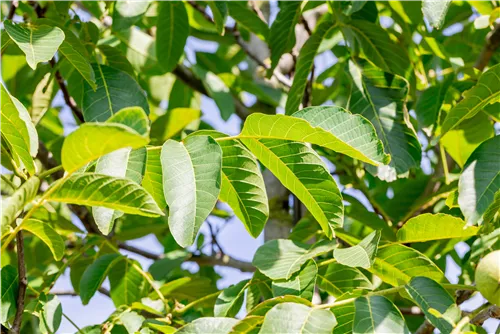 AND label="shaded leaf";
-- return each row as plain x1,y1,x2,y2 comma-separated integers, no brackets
272,260,317,300
215,279,249,318
228,316,263,334
58,38,96,90
1,265,18,324
252,239,336,280
318,263,373,297
1,176,39,236
227,2,270,40
416,74,454,133
39,295,62,334
3,21,64,70
208,2,227,35
334,230,381,269
247,295,312,316
80,253,123,304
21,219,65,261
119,311,145,334
47,173,164,217
113,0,150,31
260,302,337,334
142,147,166,209
458,135,500,225
353,296,409,334
151,108,201,143
109,258,148,308
397,213,479,242
161,136,222,247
